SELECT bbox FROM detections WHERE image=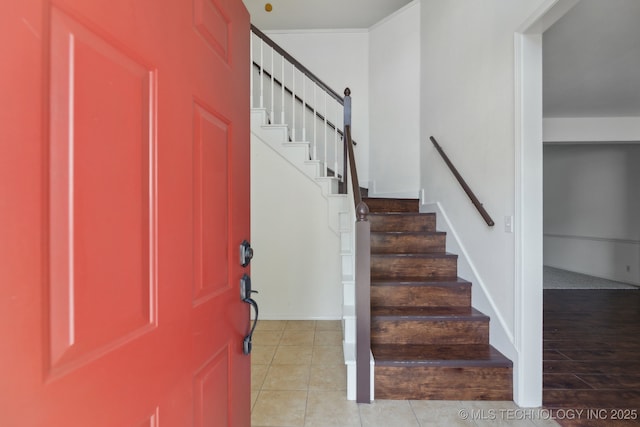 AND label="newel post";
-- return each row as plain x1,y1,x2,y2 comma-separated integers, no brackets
344,87,351,127
355,200,371,403
343,88,351,193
